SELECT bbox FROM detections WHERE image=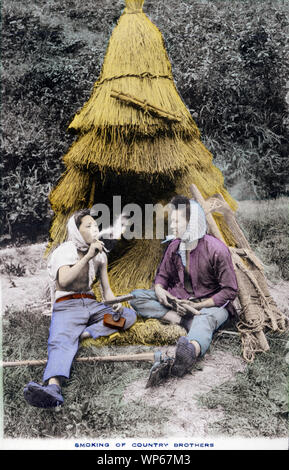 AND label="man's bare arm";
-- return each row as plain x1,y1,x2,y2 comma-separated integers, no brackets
98,256,116,301
58,240,104,289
